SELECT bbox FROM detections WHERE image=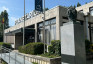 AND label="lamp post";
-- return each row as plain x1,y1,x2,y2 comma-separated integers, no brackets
2,18,5,43
43,0,45,54
23,0,25,45
3,19,4,43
